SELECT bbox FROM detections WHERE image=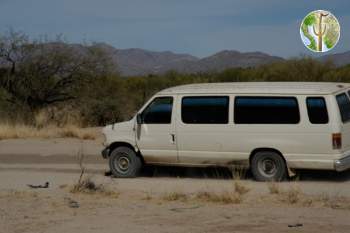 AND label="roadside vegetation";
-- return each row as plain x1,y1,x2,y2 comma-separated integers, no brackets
69,148,119,197
152,181,350,209
0,123,97,140
0,29,350,137
160,181,250,204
